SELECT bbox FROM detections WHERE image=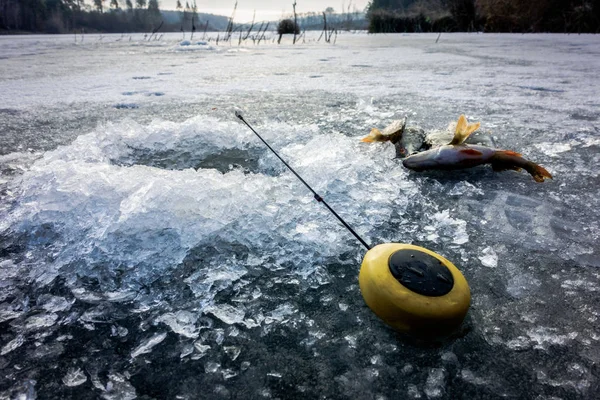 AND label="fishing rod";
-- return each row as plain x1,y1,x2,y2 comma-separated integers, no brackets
235,110,371,251
235,110,471,338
